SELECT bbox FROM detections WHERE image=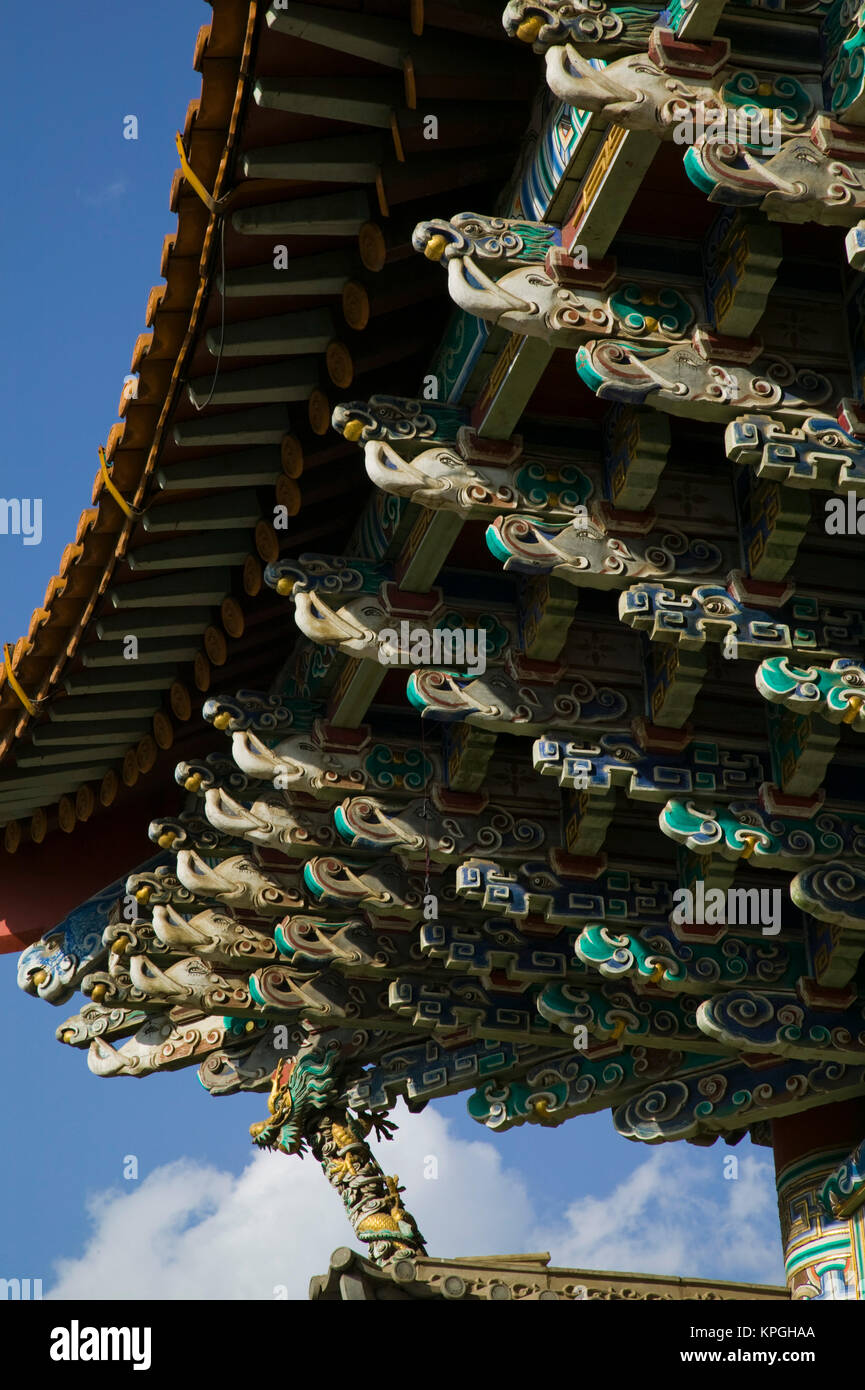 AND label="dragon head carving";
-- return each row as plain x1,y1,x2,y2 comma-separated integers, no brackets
249,1049,338,1155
